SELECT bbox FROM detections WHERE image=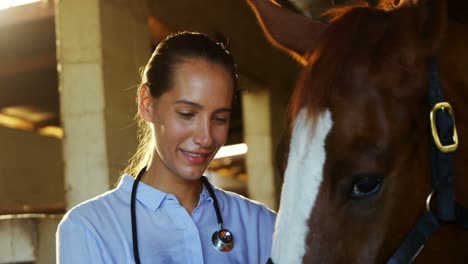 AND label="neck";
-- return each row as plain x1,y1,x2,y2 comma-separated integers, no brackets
140,164,202,215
